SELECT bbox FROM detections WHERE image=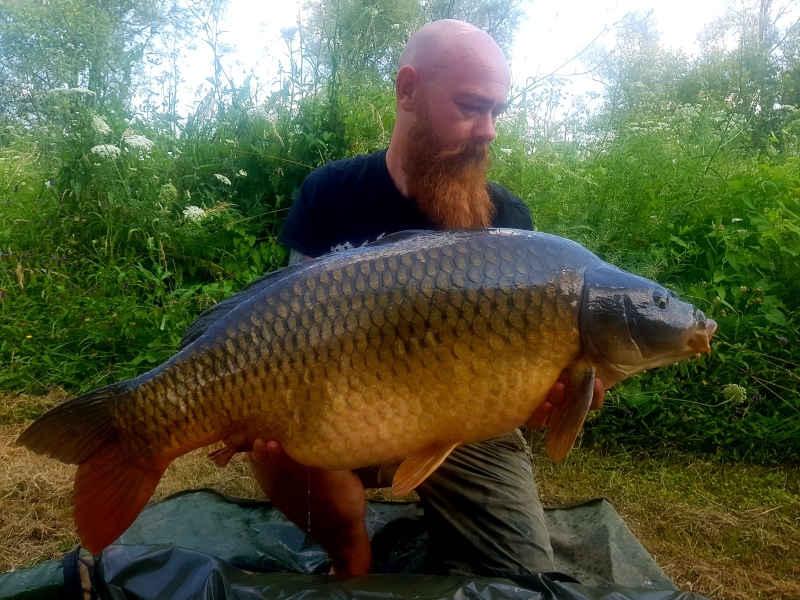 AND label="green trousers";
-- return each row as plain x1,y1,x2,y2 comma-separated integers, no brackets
357,430,555,577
